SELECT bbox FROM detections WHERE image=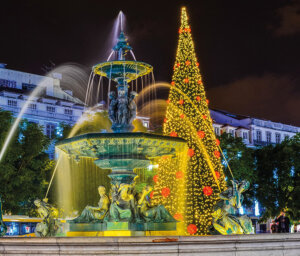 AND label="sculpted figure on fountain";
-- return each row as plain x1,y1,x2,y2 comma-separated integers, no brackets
137,186,176,223
71,186,110,223
211,180,252,235
34,199,60,237
108,183,137,222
